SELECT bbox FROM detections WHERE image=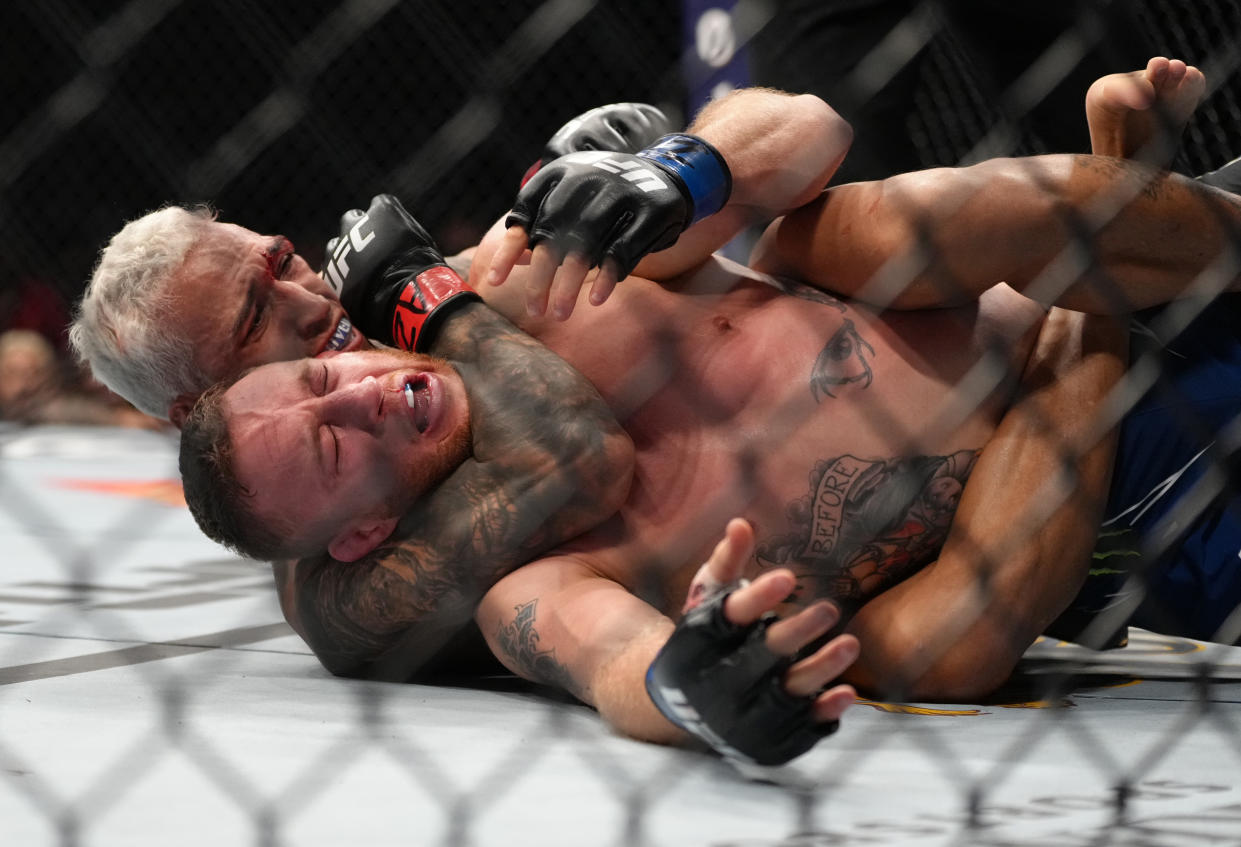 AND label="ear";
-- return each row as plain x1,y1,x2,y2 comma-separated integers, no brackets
328,515,399,563
168,394,197,430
